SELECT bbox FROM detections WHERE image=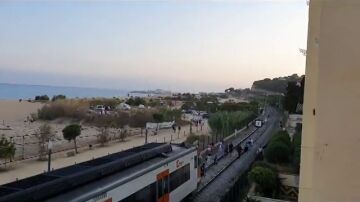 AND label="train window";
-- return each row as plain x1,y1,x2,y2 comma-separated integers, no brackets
119,182,156,202
169,164,190,192
157,176,169,198
194,156,198,169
